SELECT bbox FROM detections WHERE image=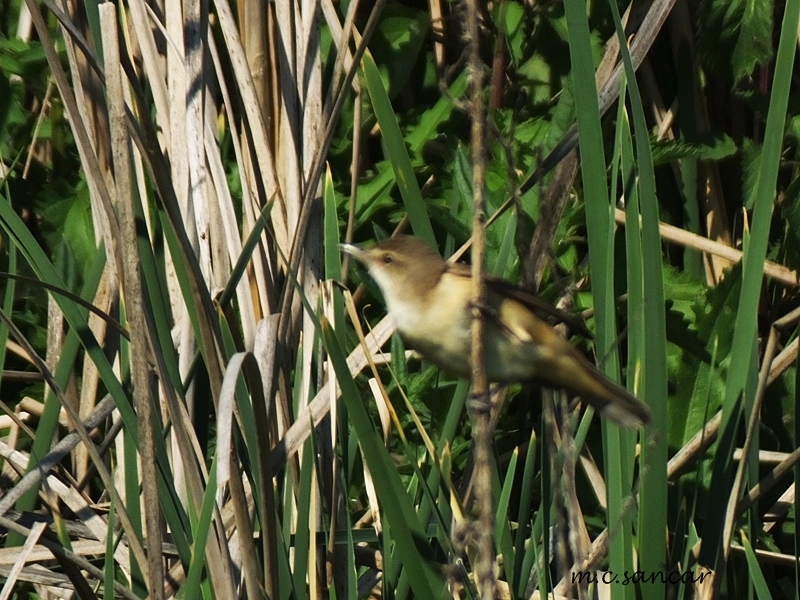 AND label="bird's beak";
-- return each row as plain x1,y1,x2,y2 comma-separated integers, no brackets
340,243,370,265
